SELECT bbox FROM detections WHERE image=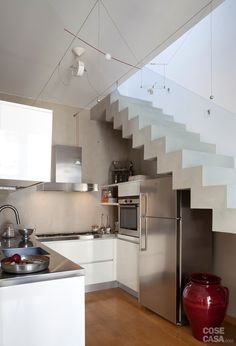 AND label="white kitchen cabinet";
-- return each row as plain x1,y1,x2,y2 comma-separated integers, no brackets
117,237,139,293
118,180,140,197
0,276,85,346
82,261,114,285
45,238,116,286
0,100,52,186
